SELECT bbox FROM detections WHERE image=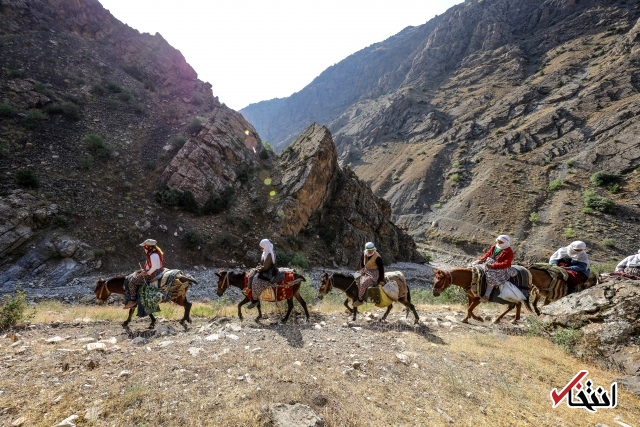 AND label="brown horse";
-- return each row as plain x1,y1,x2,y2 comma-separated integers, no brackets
527,267,598,315
317,271,420,324
432,268,532,324
94,275,196,329
215,270,310,323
